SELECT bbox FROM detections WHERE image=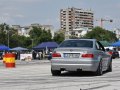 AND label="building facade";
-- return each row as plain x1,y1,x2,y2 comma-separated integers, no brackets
60,7,94,39
72,27,91,38
112,28,120,40
12,23,55,38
